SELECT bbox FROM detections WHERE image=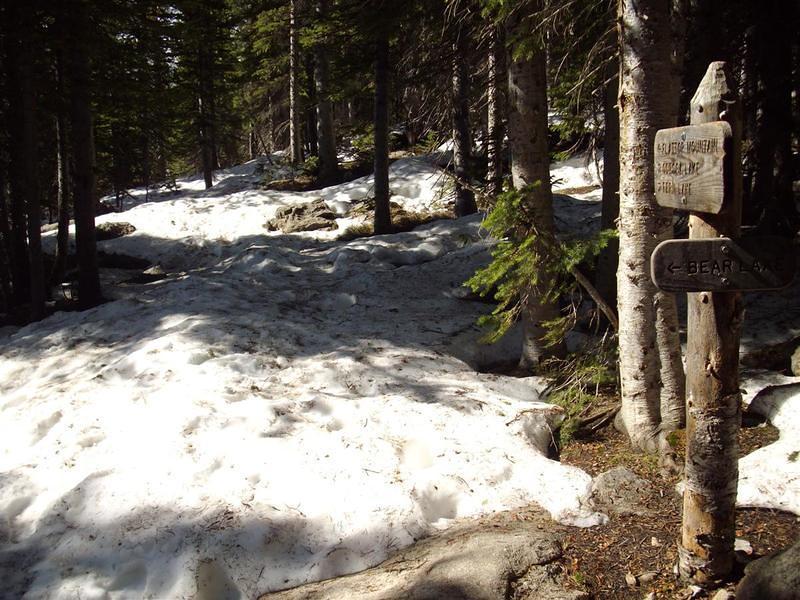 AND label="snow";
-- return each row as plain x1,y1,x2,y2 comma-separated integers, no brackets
3,154,603,599
3,150,798,599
